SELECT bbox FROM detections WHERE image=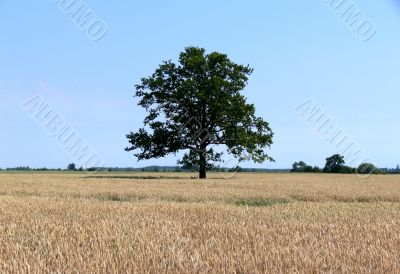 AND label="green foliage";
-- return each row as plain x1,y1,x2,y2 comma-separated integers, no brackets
291,161,321,173
291,155,370,174
323,154,345,173
318,154,357,174
6,166,31,171
126,47,274,179
338,166,356,174
357,163,381,175
67,163,76,171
